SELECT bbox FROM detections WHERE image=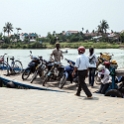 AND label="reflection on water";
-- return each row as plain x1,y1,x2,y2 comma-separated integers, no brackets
0,49,124,68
